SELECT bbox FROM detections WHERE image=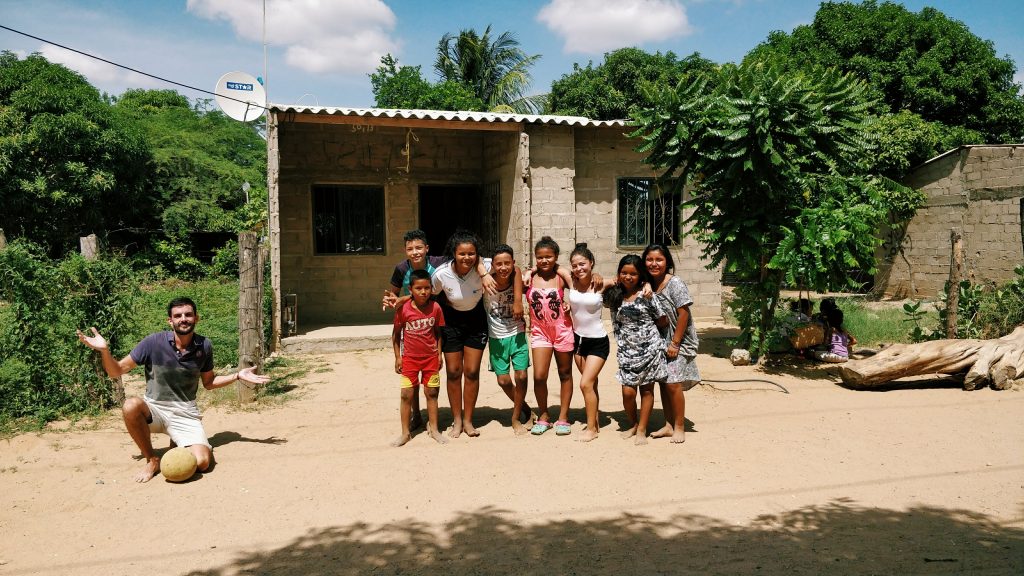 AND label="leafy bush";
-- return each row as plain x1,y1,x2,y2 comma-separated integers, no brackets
0,240,140,427
904,267,1024,342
